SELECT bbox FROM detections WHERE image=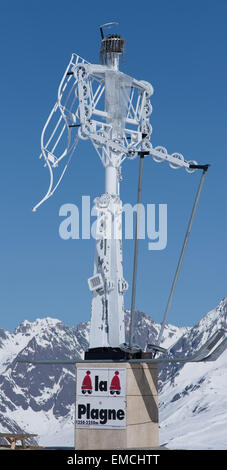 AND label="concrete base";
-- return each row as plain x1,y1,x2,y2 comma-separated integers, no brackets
75,362,159,450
